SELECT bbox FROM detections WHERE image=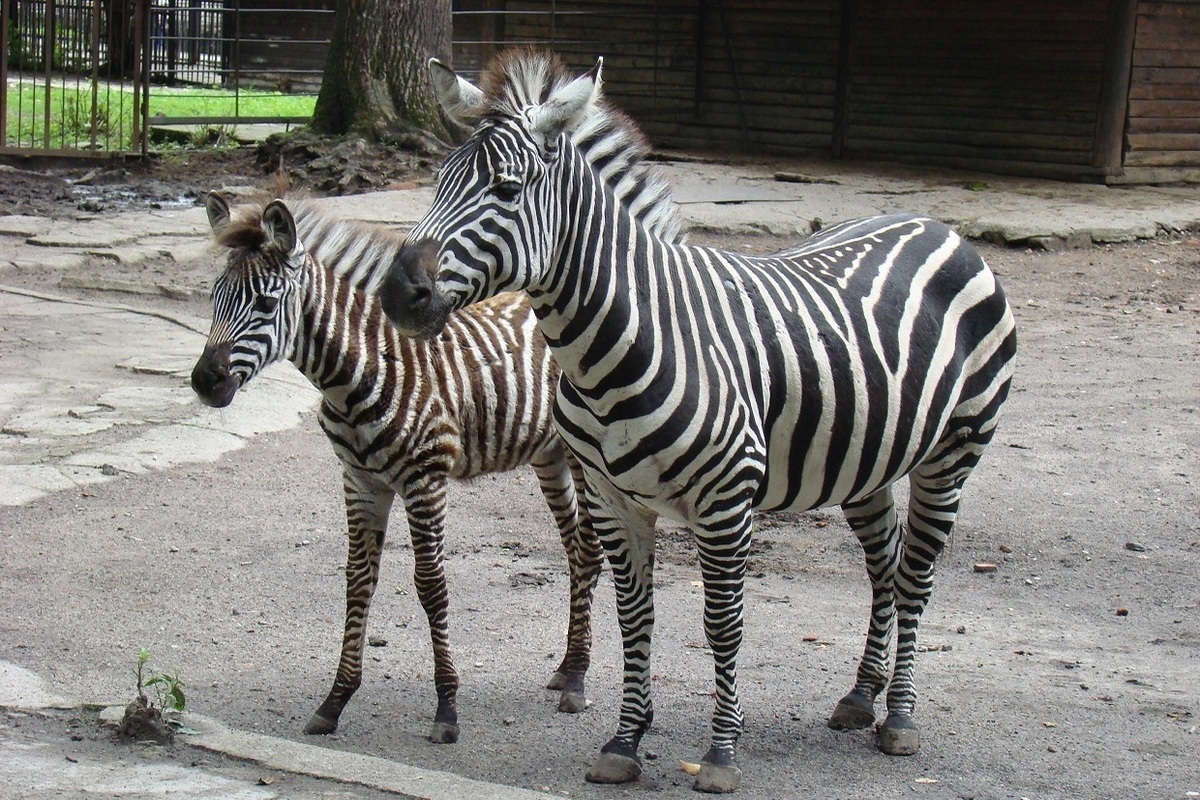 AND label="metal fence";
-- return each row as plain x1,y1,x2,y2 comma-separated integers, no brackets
2,0,329,156
2,1,673,157
2,0,148,155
